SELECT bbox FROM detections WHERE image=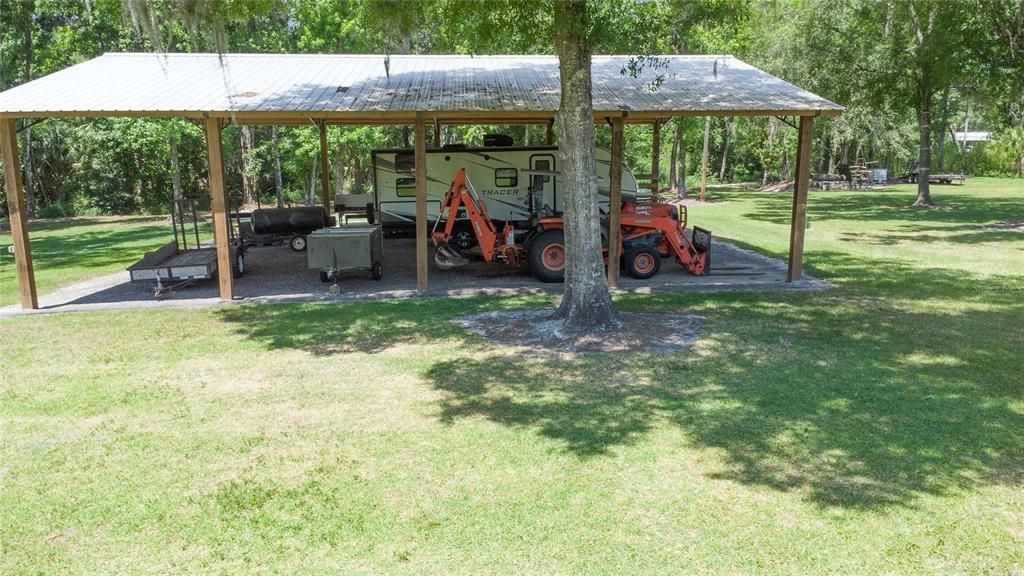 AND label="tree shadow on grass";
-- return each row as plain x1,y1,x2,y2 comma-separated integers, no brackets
214,297,544,354
24,227,176,269
0,215,168,234
426,259,1023,510
838,229,1024,246
212,251,1022,510
800,250,1024,301
742,191,1024,230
